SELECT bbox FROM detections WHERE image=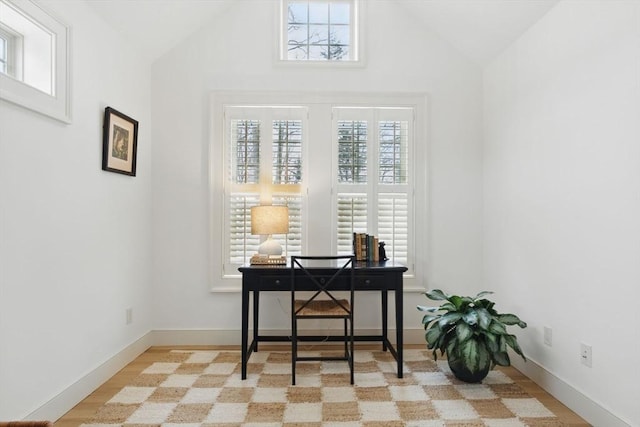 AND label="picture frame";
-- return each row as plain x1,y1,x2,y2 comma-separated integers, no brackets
102,107,138,176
